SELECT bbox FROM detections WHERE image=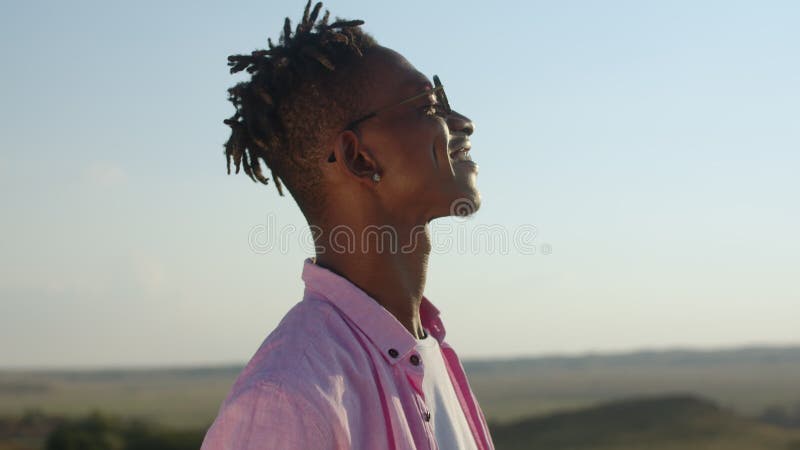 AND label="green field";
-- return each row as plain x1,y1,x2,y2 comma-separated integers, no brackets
1,346,799,449
466,346,800,423
490,395,800,450
0,367,232,430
